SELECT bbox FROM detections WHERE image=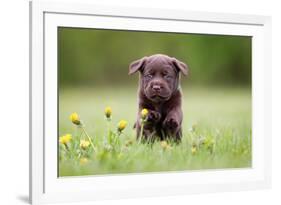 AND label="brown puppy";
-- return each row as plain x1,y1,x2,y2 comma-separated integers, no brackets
129,54,188,142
